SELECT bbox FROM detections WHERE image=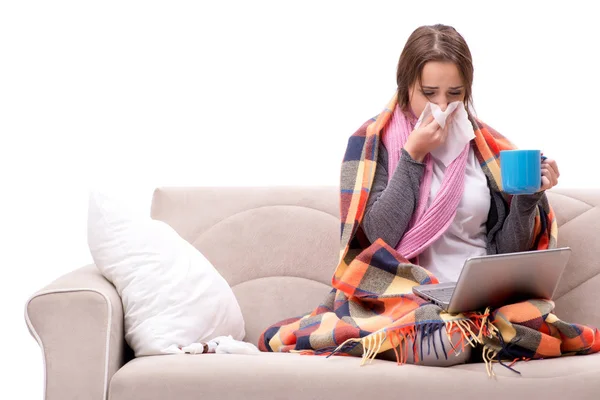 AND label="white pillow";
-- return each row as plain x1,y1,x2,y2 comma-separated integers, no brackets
87,191,245,357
